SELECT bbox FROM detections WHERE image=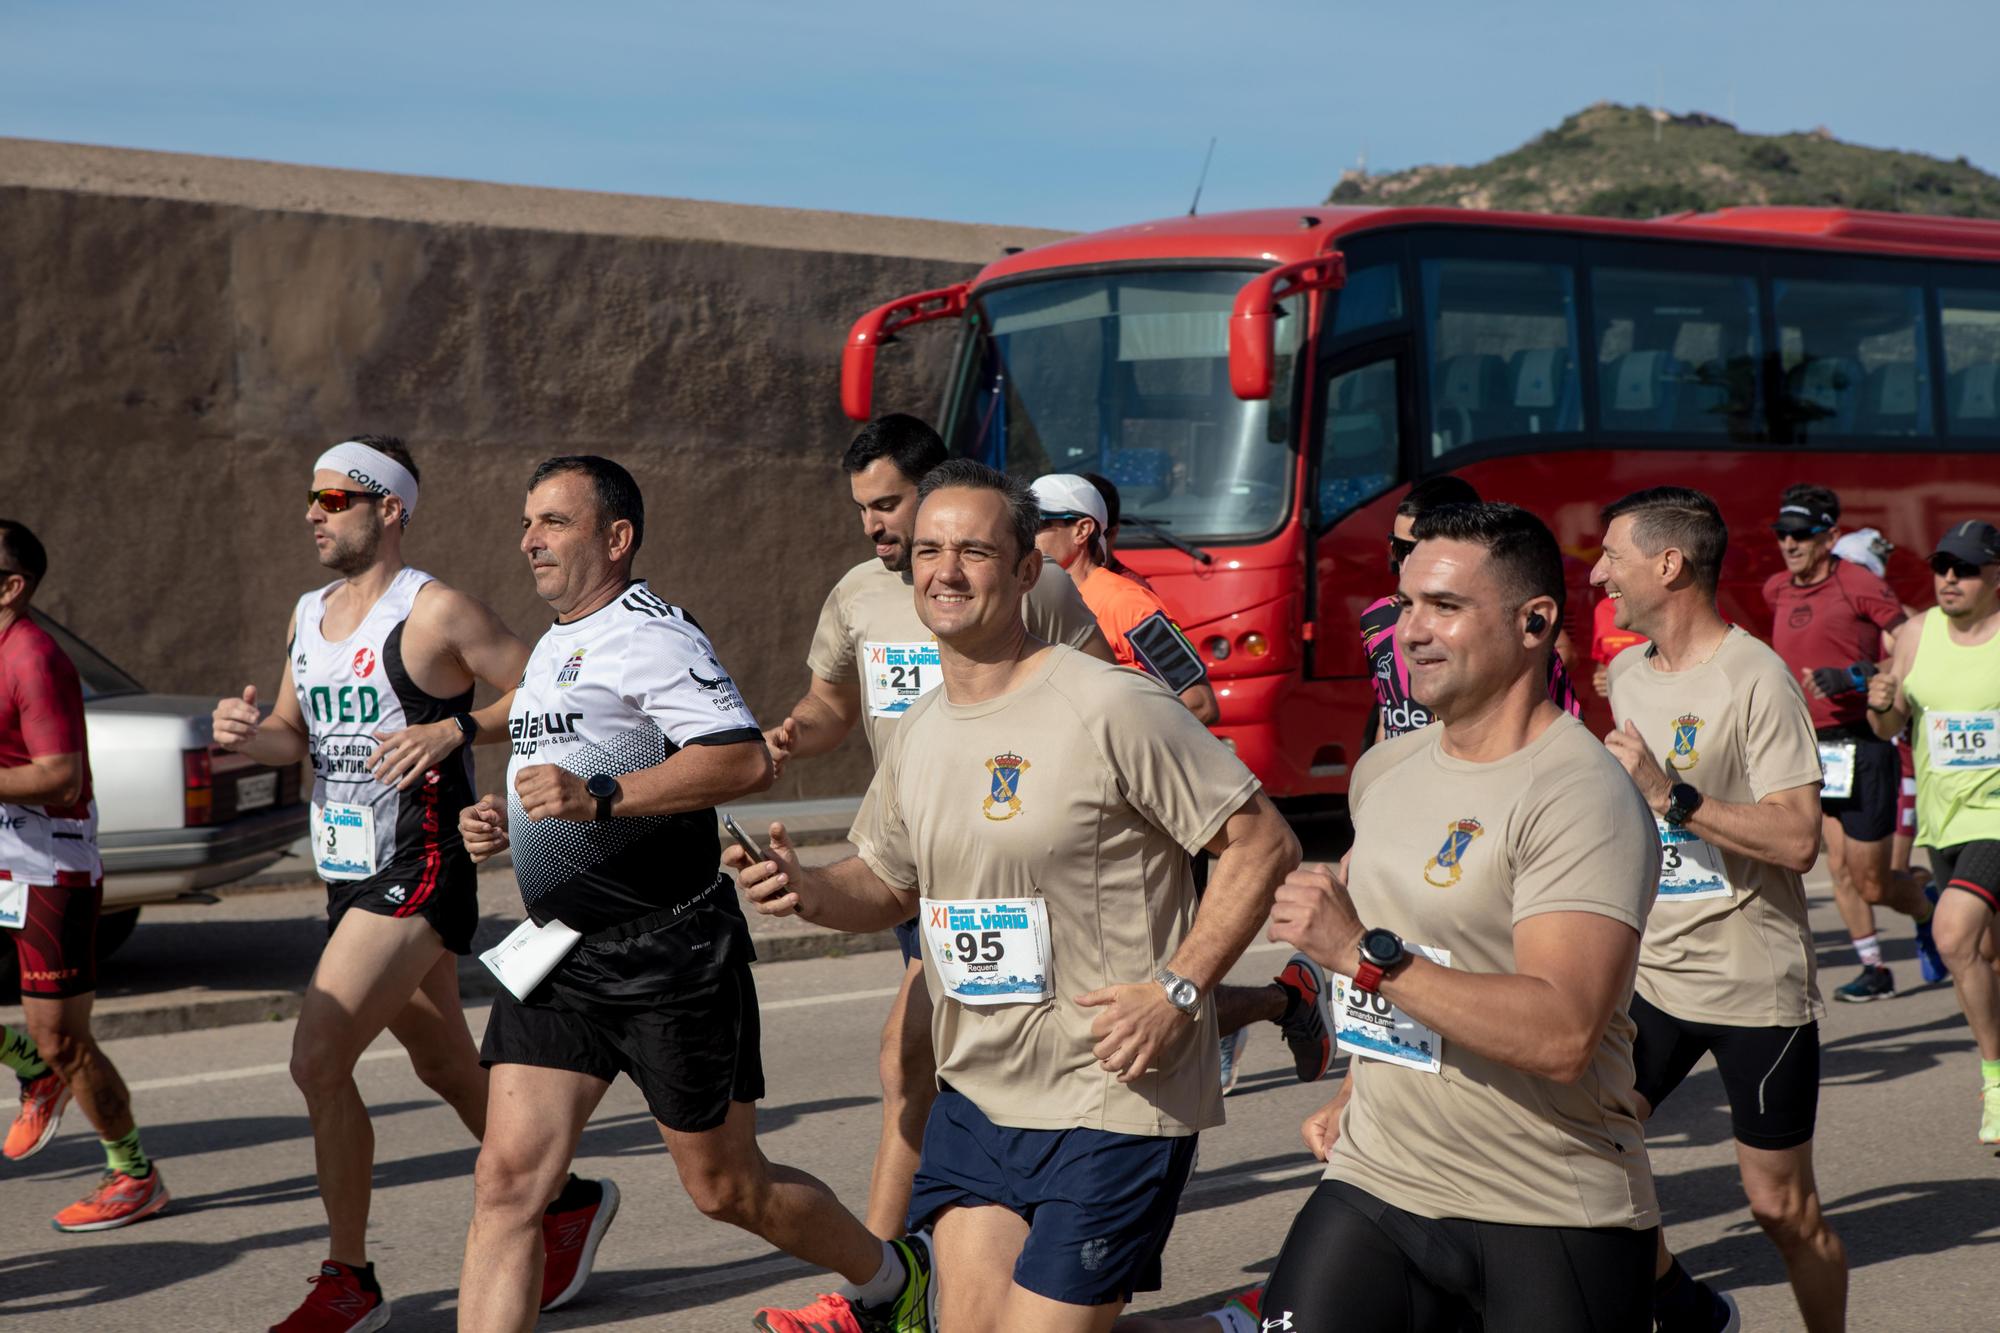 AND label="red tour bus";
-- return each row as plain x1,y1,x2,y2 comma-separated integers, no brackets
841,205,2000,802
